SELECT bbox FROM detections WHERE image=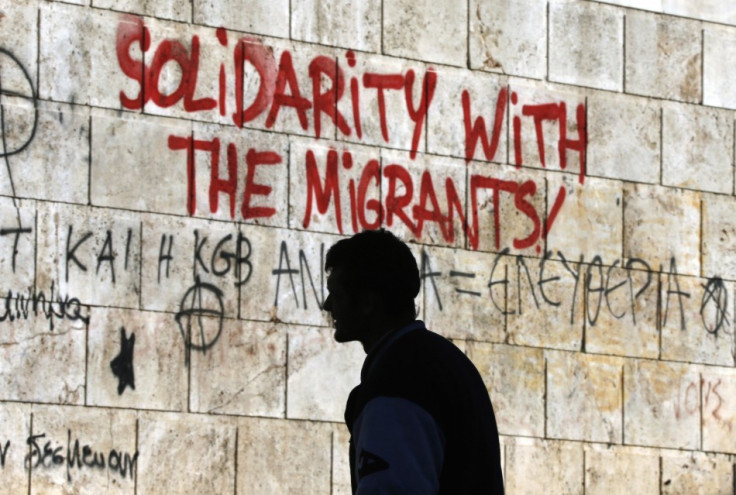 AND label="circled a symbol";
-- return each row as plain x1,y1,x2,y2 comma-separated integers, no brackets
0,47,38,158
